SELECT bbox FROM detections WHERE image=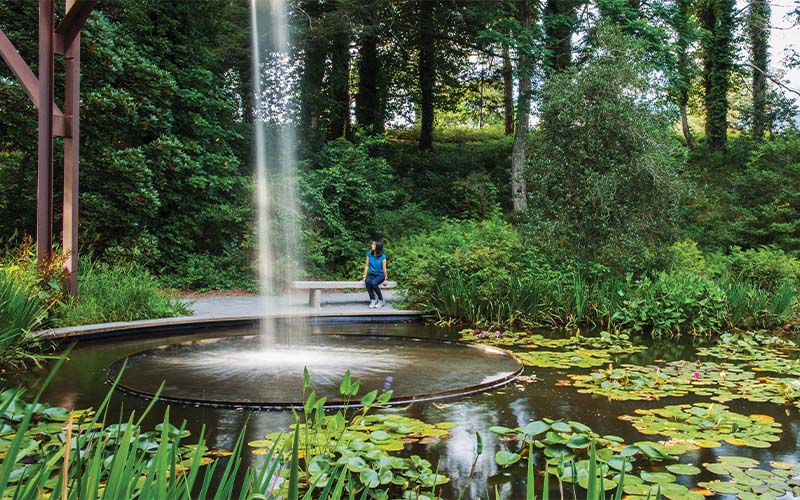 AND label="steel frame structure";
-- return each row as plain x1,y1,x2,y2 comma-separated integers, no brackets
0,0,95,296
